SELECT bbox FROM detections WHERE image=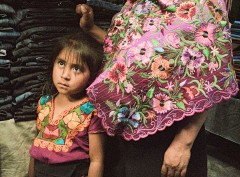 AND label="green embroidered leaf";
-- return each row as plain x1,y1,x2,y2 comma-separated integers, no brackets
75,108,82,123
109,83,115,92
159,87,170,95
120,31,125,38
217,37,229,43
139,112,147,127
59,120,68,137
105,100,117,110
150,38,160,47
139,72,150,78
112,112,118,122
203,48,210,58
224,79,230,88
132,95,140,106
176,101,186,110
123,80,128,87
119,83,125,96
157,77,168,84
220,21,227,27
146,86,155,99
165,5,176,12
